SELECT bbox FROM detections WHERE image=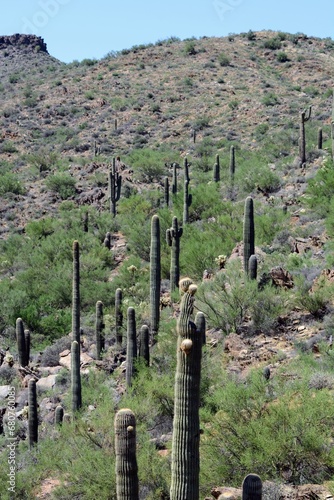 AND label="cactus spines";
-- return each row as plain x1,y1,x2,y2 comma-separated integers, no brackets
115,288,123,347
114,408,139,500
248,254,258,281
139,324,150,366
150,215,161,339
213,153,220,182
16,318,28,367
166,216,183,293
195,311,206,346
242,473,262,499
243,197,255,276
230,145,236,183
28,378,38,448
126,307,137,388
172,162,178,195
72,240,80,346
184,157,190,183
164,176,169,207
170,278,202,500
71,340,82,414
299,105,312,165
95,300,105,360
318,127,323,150
54,405,64,426
109,157,122,217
